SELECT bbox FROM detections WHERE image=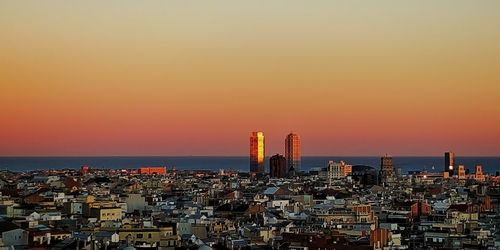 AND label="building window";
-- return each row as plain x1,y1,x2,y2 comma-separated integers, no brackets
148,233,152,238
137,234,143,238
